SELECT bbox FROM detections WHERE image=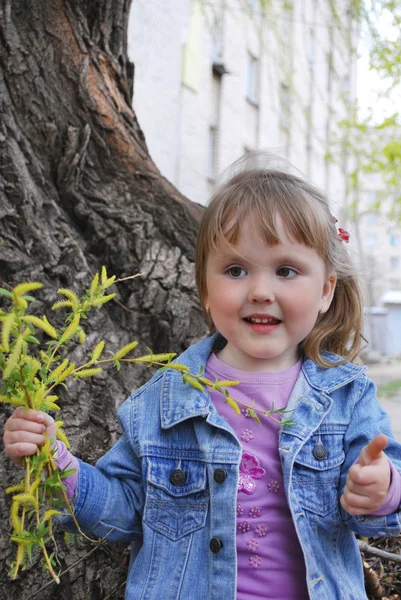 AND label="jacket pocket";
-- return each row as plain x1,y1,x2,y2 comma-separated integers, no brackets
143,457,209,541
293,429,345,517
